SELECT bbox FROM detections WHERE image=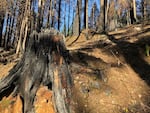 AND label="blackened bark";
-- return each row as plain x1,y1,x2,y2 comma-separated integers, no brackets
67,0,70,36
51,0,57,28
58,0,62,31
0,18,4,46
130,7,136,24
0,29,74,113
36,0,42,32
47,5,51,28
0,16,4,46
3,13,10,49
